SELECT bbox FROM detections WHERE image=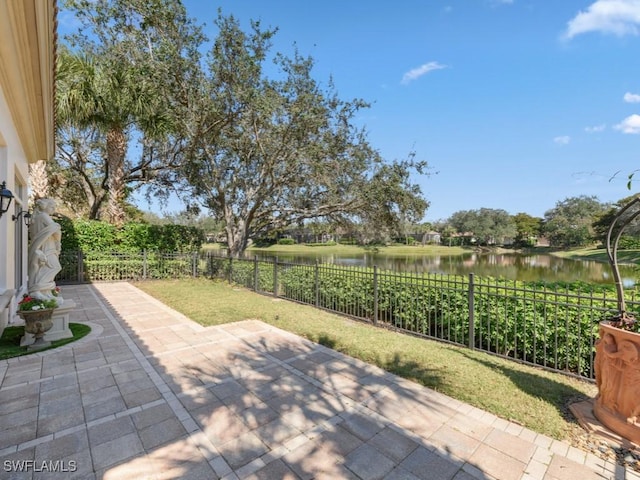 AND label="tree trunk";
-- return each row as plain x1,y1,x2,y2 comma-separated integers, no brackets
106,128,127,226
29,160,49,202
88,192,107,220
225,216,249,258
